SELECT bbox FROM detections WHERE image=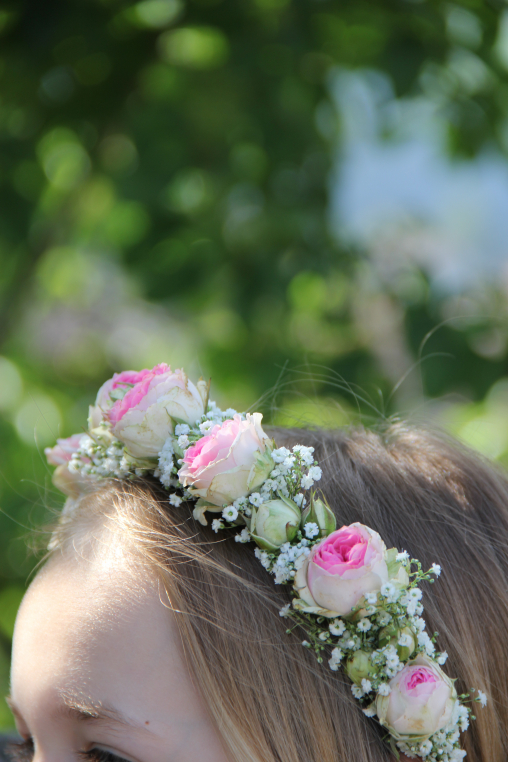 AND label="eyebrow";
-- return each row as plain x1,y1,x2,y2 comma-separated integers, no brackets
6,694,154,734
